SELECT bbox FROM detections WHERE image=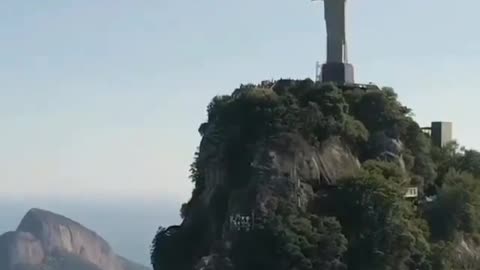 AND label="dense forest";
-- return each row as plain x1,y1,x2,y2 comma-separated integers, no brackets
151,79,480,270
